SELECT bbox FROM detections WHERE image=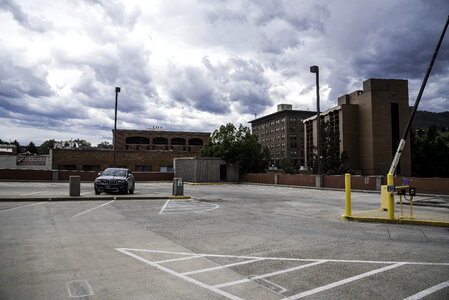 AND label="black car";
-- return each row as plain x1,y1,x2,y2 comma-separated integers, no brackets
94,168,135,194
